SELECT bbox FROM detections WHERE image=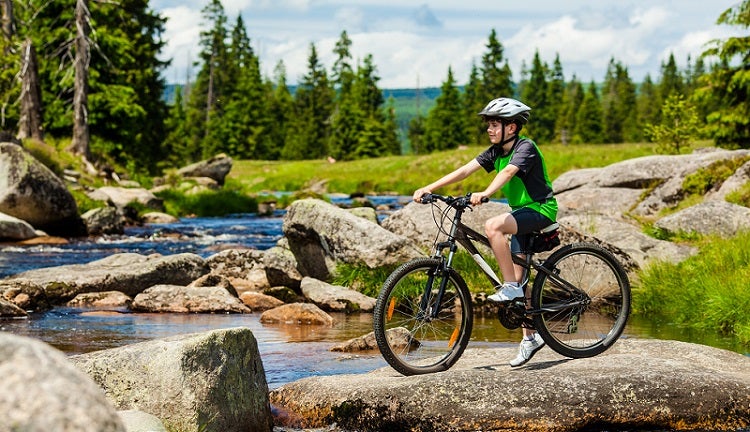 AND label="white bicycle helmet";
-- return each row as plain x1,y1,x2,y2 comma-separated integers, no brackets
478,97,531,124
